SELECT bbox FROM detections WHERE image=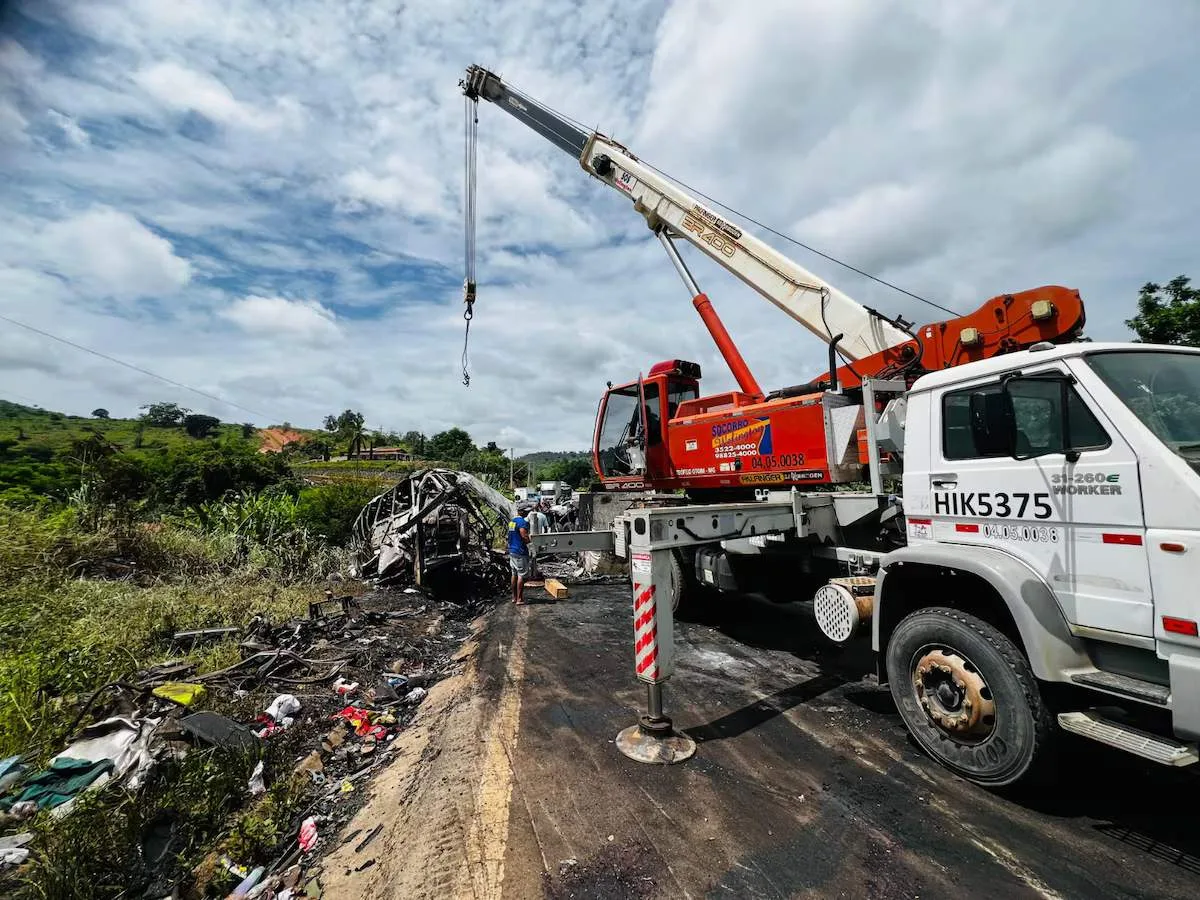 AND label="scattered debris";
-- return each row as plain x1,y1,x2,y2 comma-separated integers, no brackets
247,760,266,796
404,686,427,705
298,817,319,853
265,694,301,723
172,626,240,646
152,682,207,706
179,711,259,755
0,833,32,869
0,564,506,896
354,823,383,853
